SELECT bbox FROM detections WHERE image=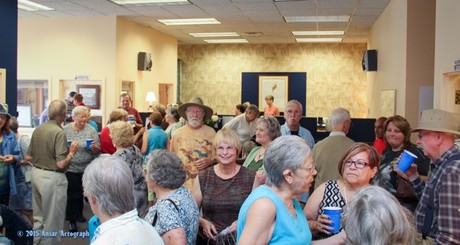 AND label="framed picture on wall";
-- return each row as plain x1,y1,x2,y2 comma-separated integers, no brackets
258,75,288,112
76,85,100,109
